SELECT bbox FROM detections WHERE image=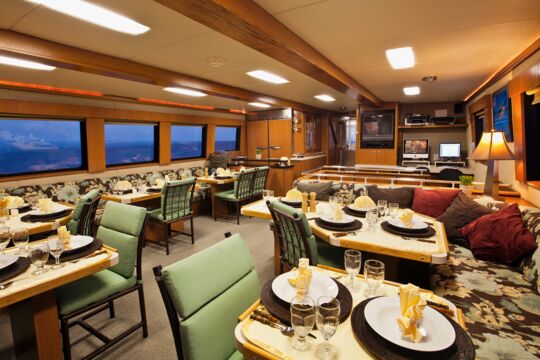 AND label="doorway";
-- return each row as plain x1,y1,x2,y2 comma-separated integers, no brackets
338,115,357,166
